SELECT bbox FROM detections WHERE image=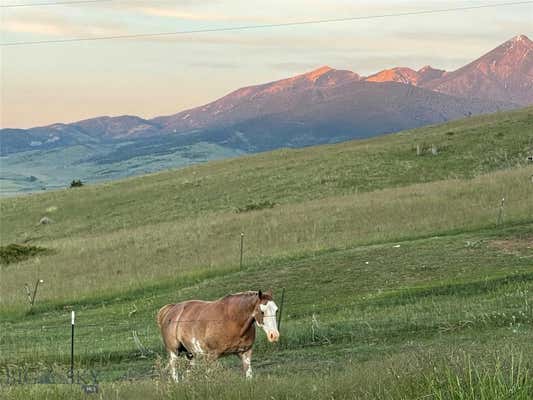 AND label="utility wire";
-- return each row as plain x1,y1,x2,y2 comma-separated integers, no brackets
1,1,532,46
1,0,111,7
